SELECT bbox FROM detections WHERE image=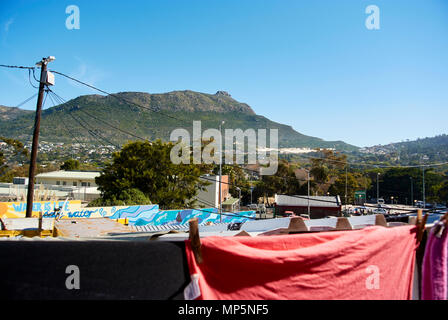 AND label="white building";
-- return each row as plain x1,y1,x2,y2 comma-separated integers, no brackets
195,175,230,209
35,170,100,188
